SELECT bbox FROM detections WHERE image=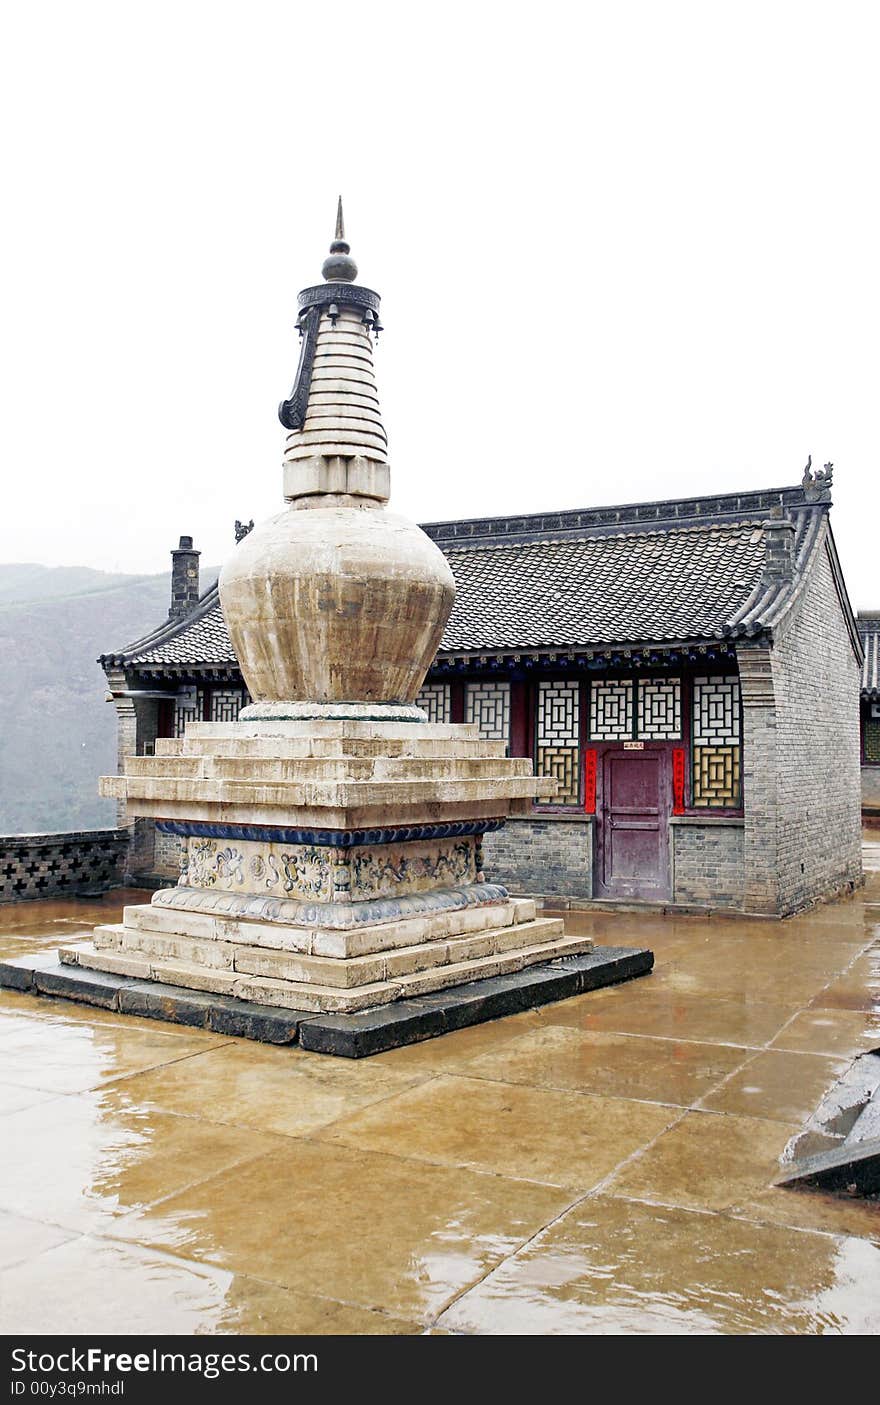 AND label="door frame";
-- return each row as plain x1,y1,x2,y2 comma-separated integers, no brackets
592,742,675,900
